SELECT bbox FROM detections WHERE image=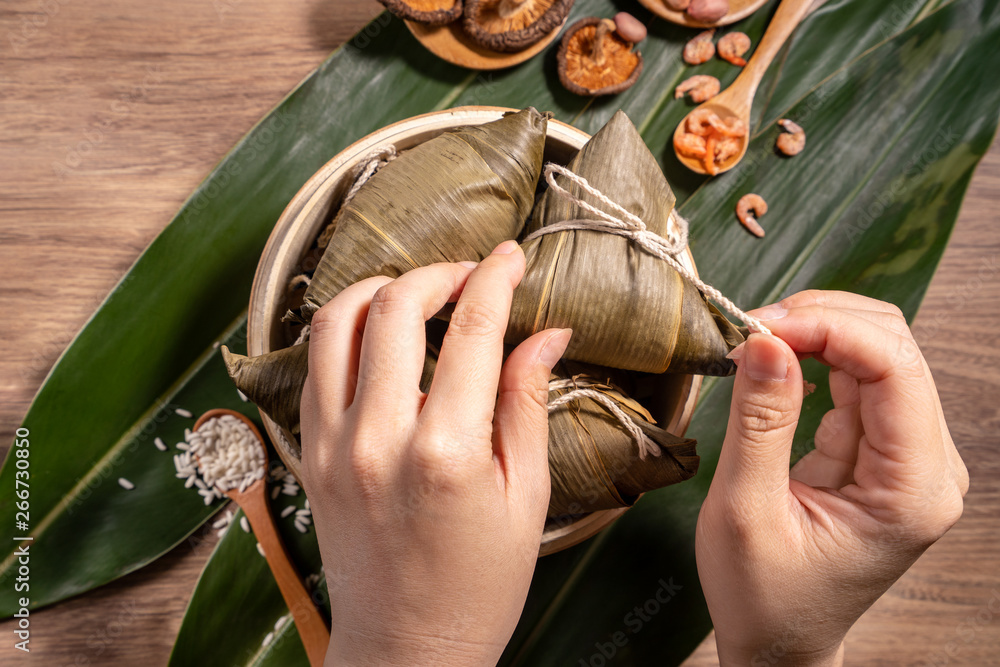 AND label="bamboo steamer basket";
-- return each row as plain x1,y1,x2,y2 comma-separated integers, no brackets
247,106,703,555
